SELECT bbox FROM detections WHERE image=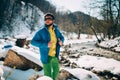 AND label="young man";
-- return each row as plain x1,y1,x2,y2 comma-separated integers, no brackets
31,13,64,80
